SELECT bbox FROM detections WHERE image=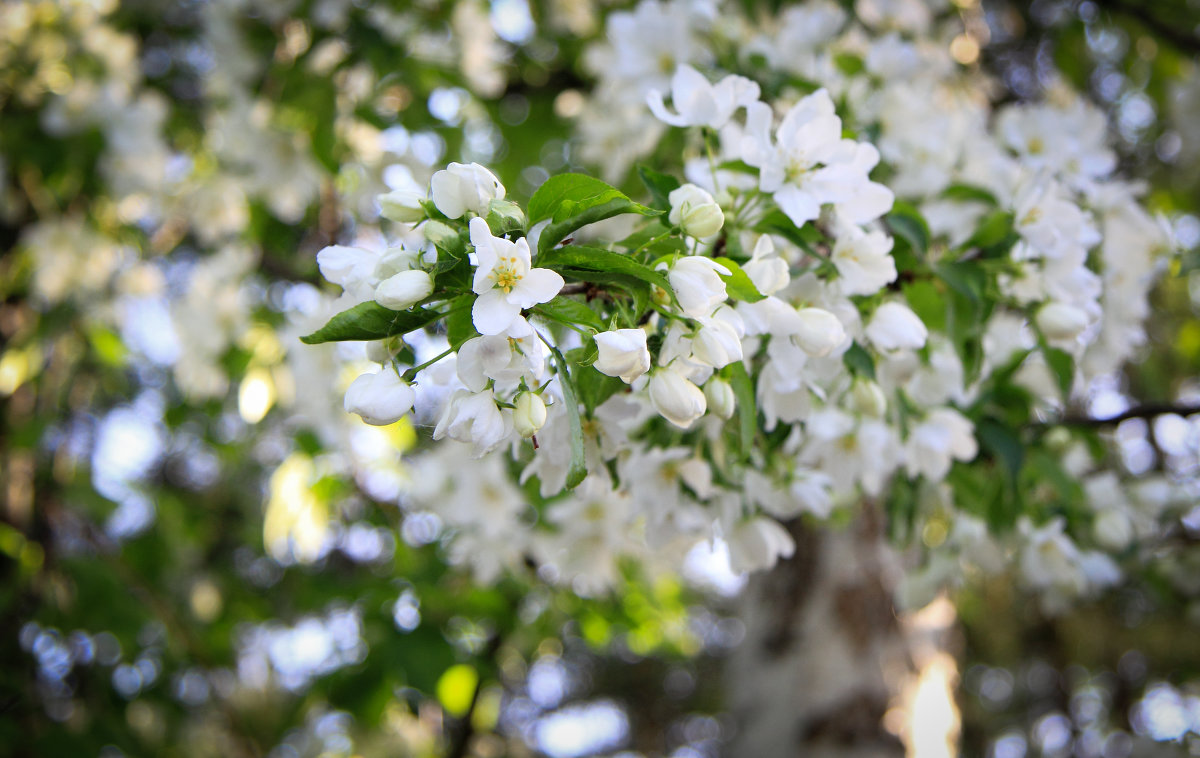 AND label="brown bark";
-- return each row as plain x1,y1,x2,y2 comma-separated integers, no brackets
725,509,912,758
